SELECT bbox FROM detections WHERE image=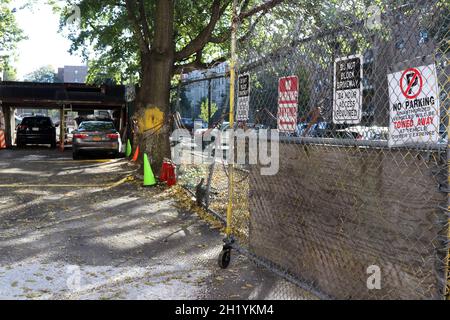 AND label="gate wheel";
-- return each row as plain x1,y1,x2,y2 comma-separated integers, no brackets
218,249,231,269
